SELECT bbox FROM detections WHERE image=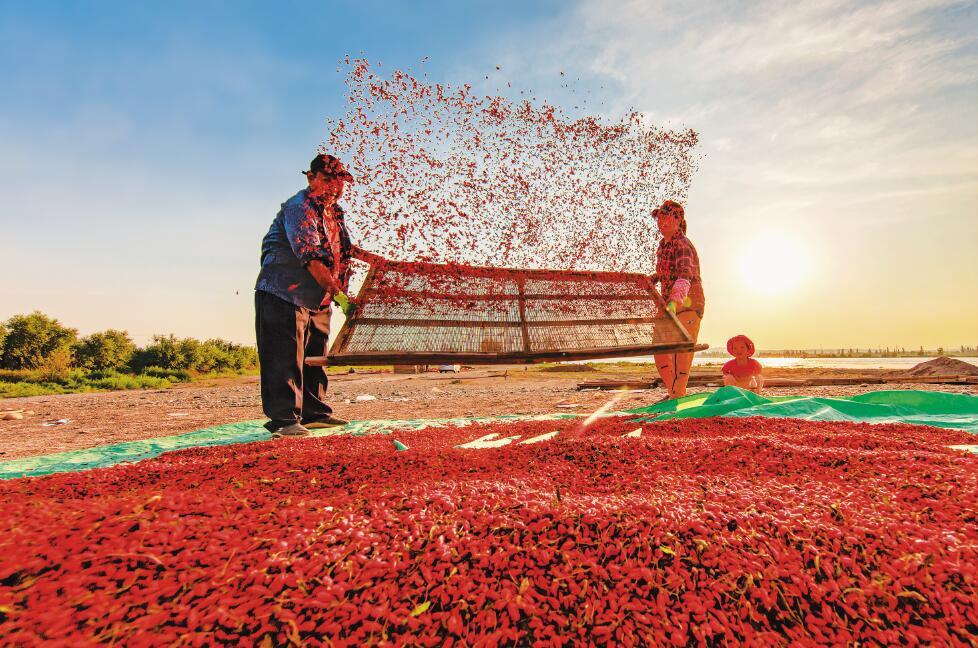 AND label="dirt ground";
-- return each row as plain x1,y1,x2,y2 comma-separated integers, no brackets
1,365,975,461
